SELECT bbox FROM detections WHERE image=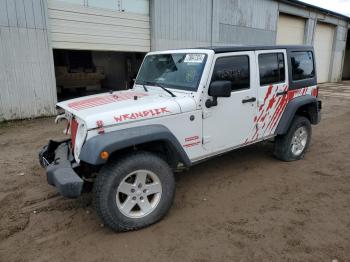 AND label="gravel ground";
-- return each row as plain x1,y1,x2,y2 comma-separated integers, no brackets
0,83,349,262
